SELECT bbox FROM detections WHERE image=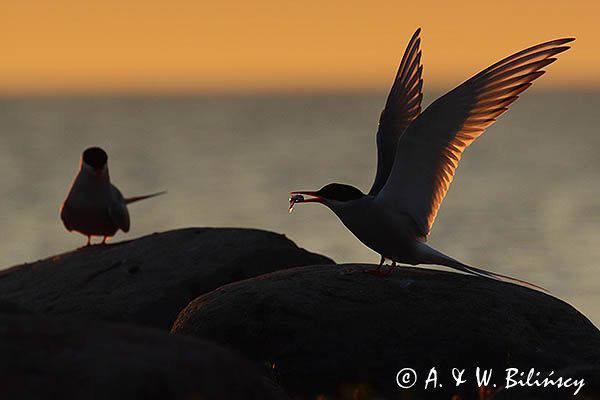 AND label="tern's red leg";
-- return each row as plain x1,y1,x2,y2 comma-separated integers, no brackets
365,256,387,276
101,236,107,245
383,261,398,276
85,236,91,247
